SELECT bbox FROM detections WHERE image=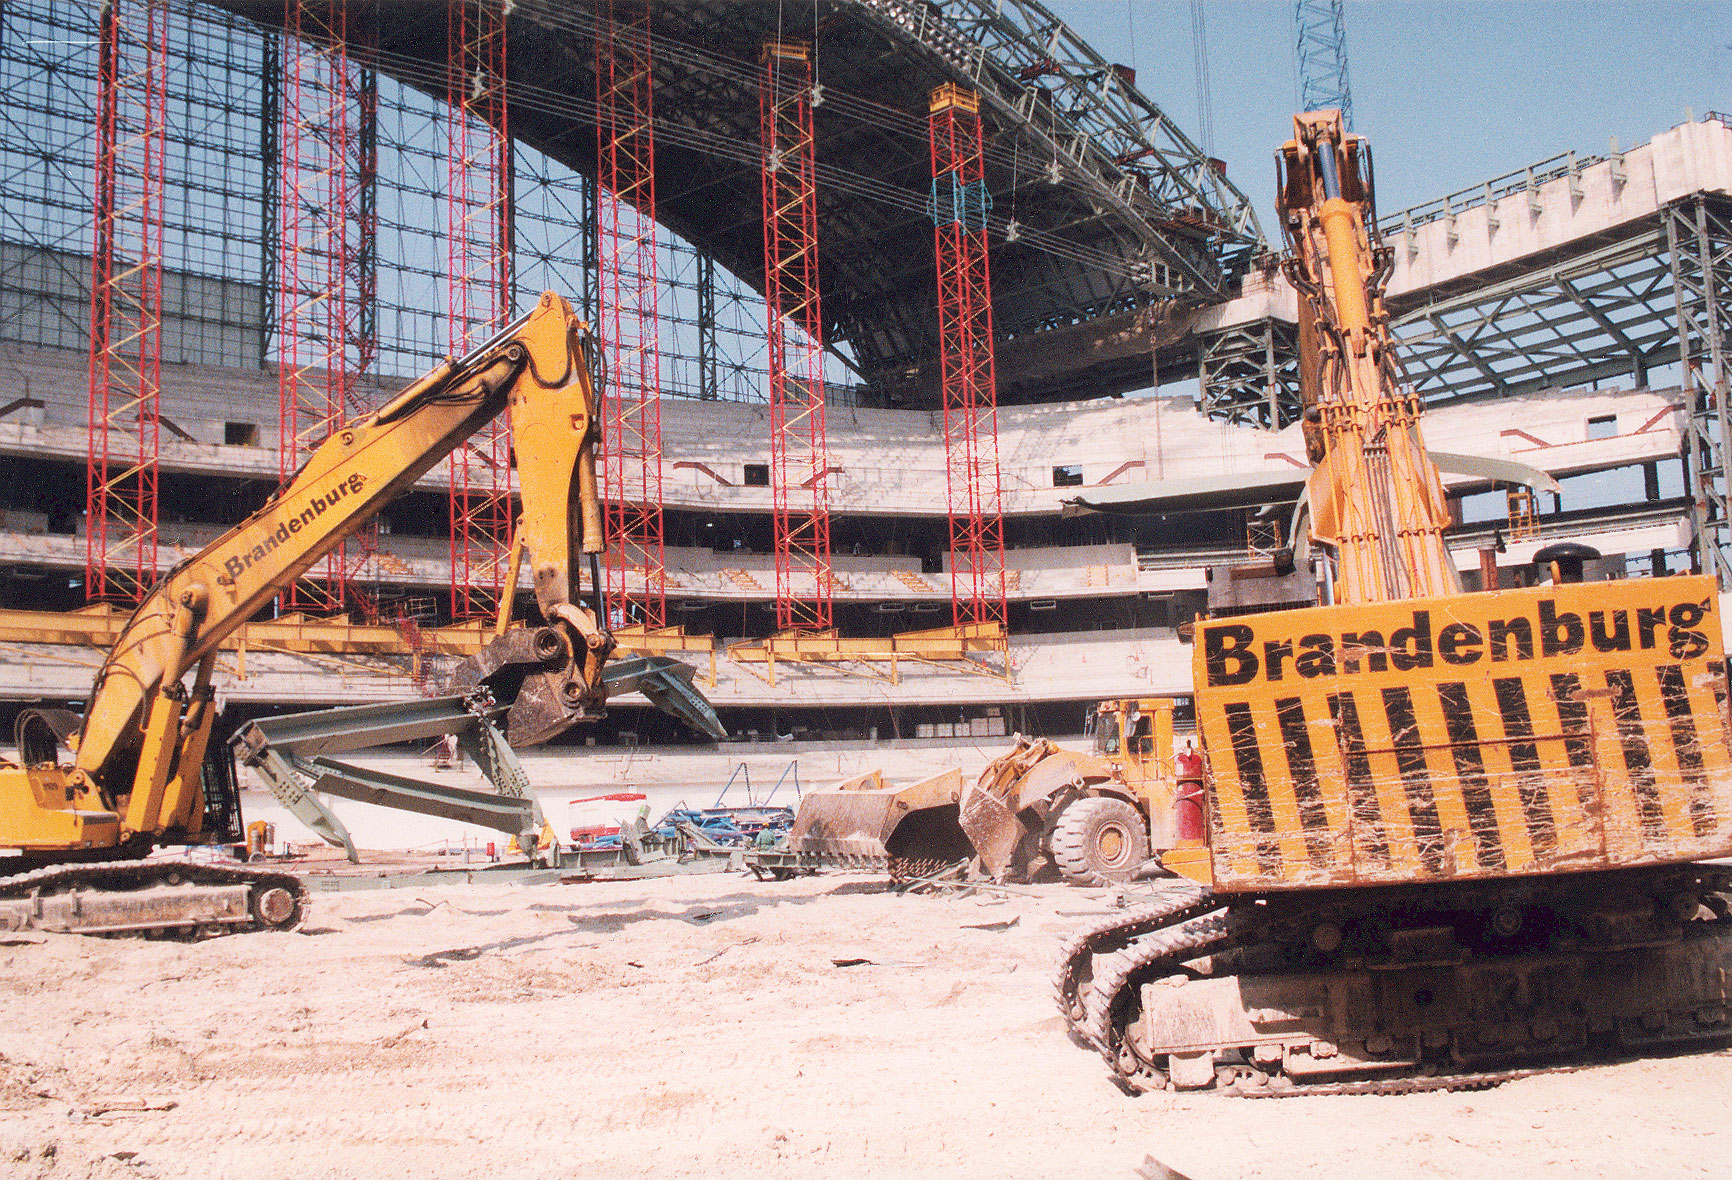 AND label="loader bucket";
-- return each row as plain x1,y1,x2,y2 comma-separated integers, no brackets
787,768,973,868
